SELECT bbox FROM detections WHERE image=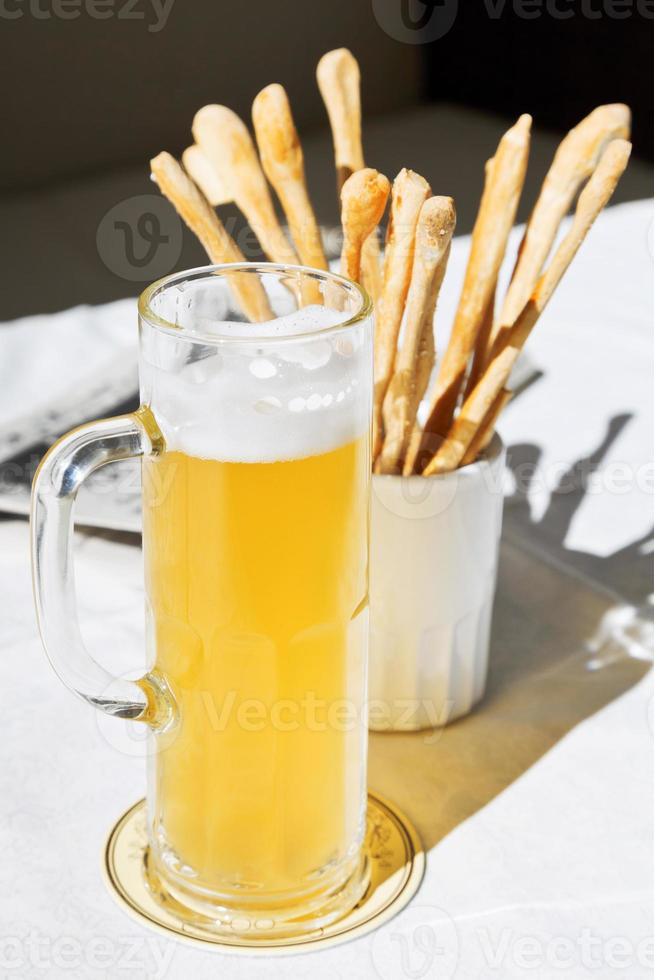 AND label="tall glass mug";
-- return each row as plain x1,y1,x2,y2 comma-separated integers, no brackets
31,265,373,939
